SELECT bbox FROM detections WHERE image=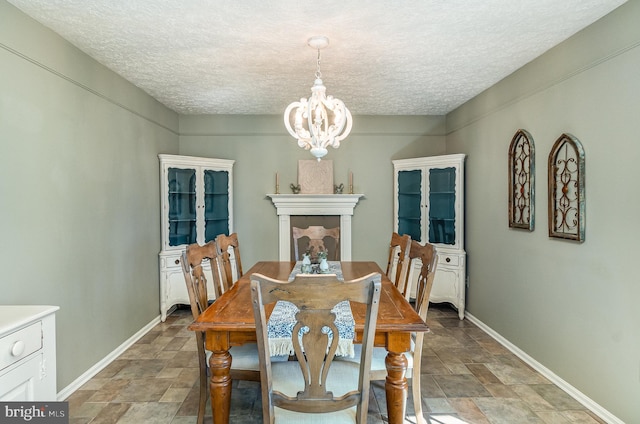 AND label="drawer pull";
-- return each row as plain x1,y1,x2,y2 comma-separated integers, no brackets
446,257,451,263
175,259,180,265
11,340,25,357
